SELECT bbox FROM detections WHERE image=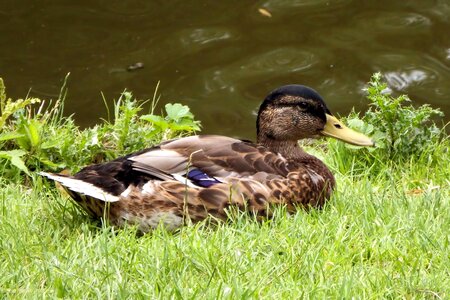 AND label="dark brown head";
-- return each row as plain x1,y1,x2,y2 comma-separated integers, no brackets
257,85,329,141
256,85,374,146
